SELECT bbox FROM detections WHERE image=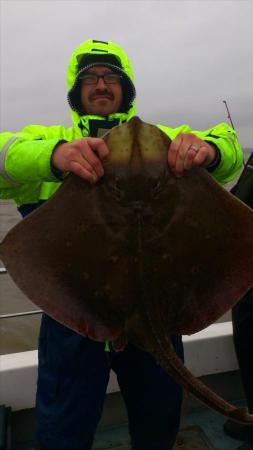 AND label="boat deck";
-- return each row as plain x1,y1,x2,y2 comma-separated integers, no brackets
10,371,249,450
